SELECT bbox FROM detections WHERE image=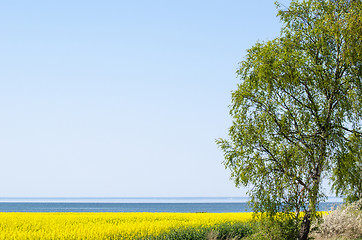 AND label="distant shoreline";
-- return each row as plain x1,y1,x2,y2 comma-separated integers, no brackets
0,196,343,203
